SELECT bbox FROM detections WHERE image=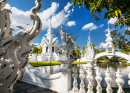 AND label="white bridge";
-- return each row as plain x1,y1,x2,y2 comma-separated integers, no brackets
94,52,130,63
